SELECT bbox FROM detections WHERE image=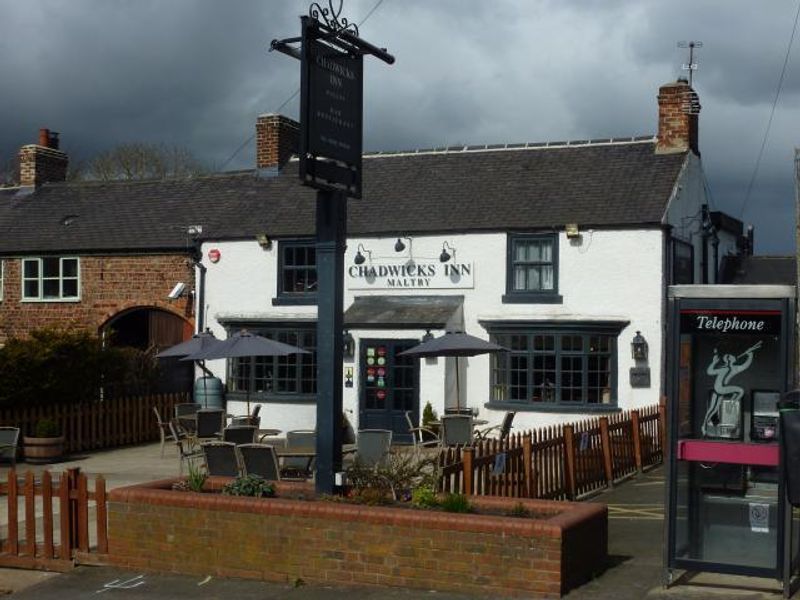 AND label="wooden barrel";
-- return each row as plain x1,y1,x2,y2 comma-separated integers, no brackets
23,436,65,464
